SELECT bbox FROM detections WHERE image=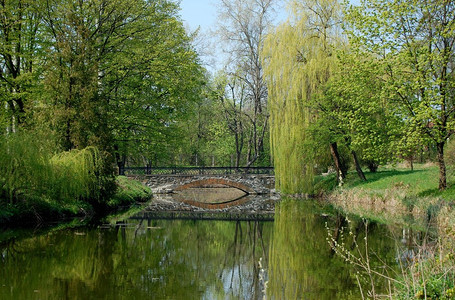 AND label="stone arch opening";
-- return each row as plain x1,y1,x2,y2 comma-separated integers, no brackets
173,178,256,194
